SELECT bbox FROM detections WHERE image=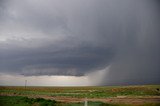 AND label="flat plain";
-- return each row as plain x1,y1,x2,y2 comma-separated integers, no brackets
0,85,160,106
